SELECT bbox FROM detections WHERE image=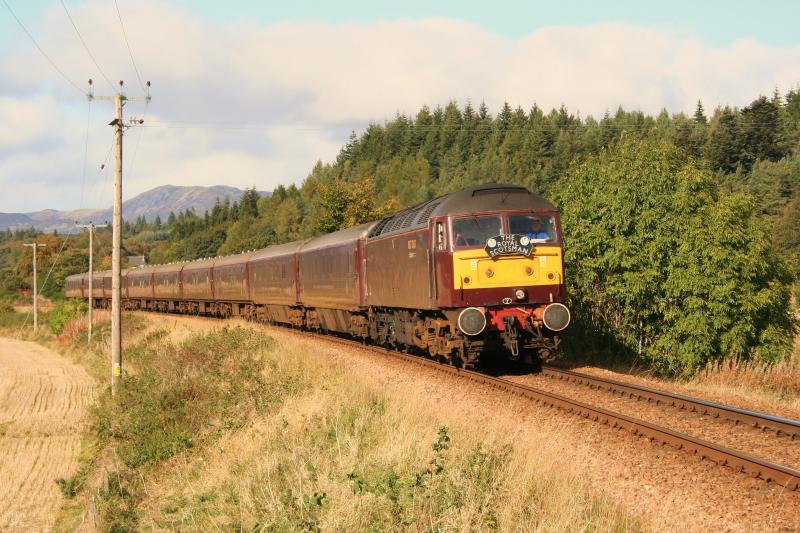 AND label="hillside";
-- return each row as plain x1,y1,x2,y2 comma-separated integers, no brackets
0,185,267,233
2,93,798,376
